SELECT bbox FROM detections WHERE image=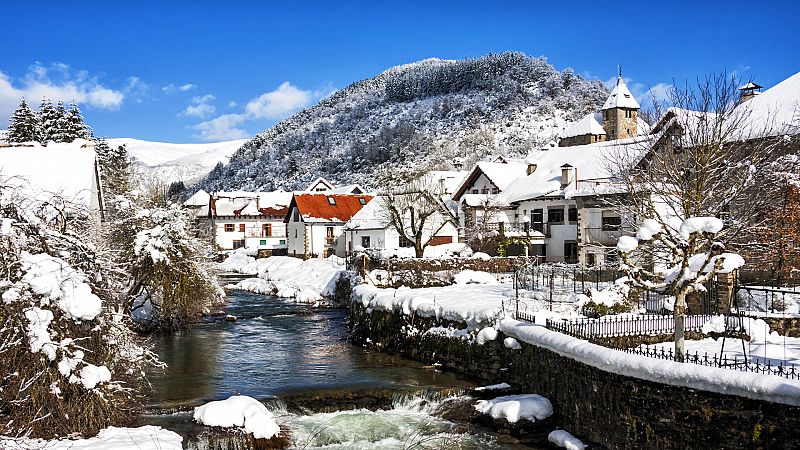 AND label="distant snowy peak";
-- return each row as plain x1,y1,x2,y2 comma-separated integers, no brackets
108,137,248,184
109,138,248,167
